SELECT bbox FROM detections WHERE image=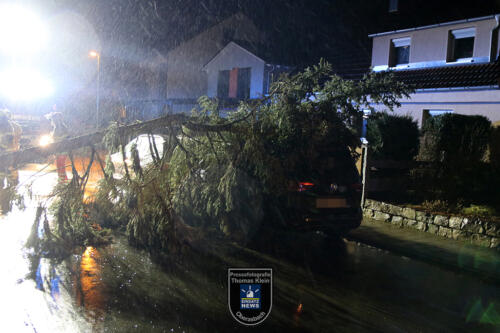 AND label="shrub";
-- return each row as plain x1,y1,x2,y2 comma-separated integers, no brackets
421,199,457,214
461,204,496,218
418,114,492,201
420,113,491,164
489,125,500,169
420,201,497,218
366,112,420,160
